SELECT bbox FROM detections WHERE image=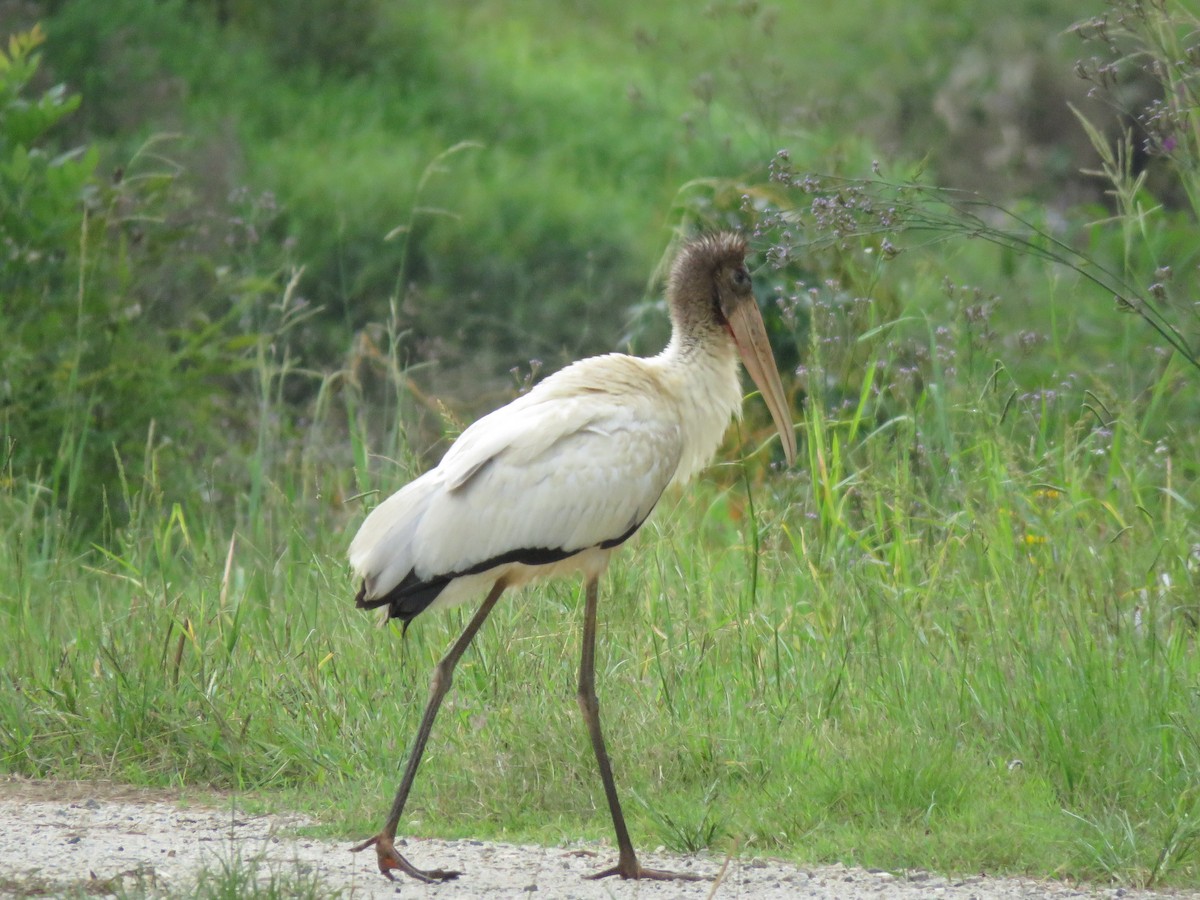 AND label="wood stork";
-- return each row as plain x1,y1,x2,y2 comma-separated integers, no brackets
349,231,796,883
